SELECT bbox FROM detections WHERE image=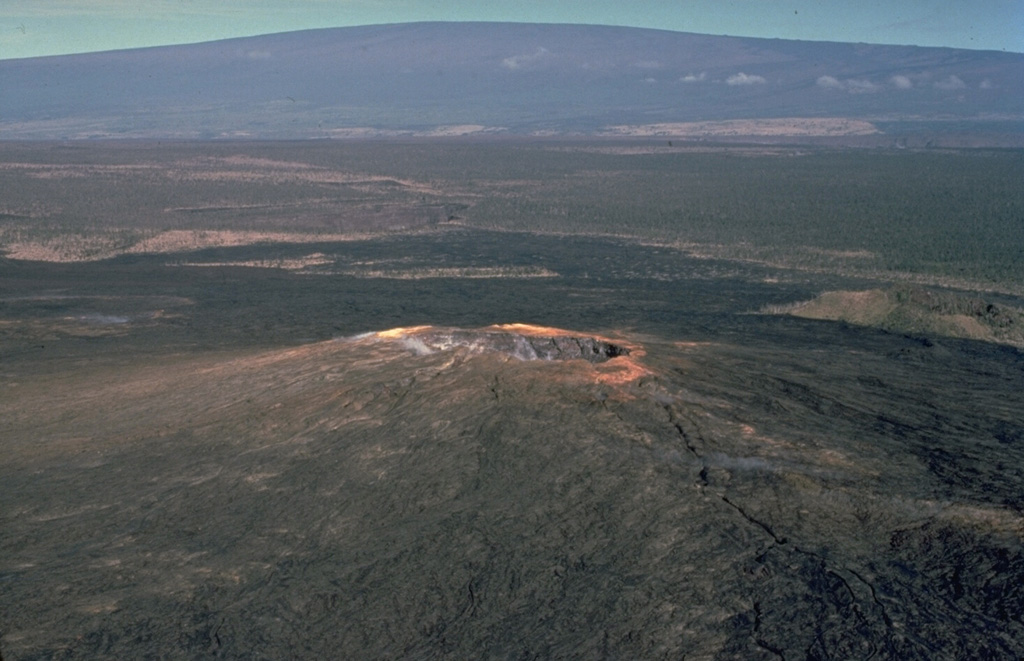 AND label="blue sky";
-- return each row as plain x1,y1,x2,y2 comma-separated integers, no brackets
1,0,1021,60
